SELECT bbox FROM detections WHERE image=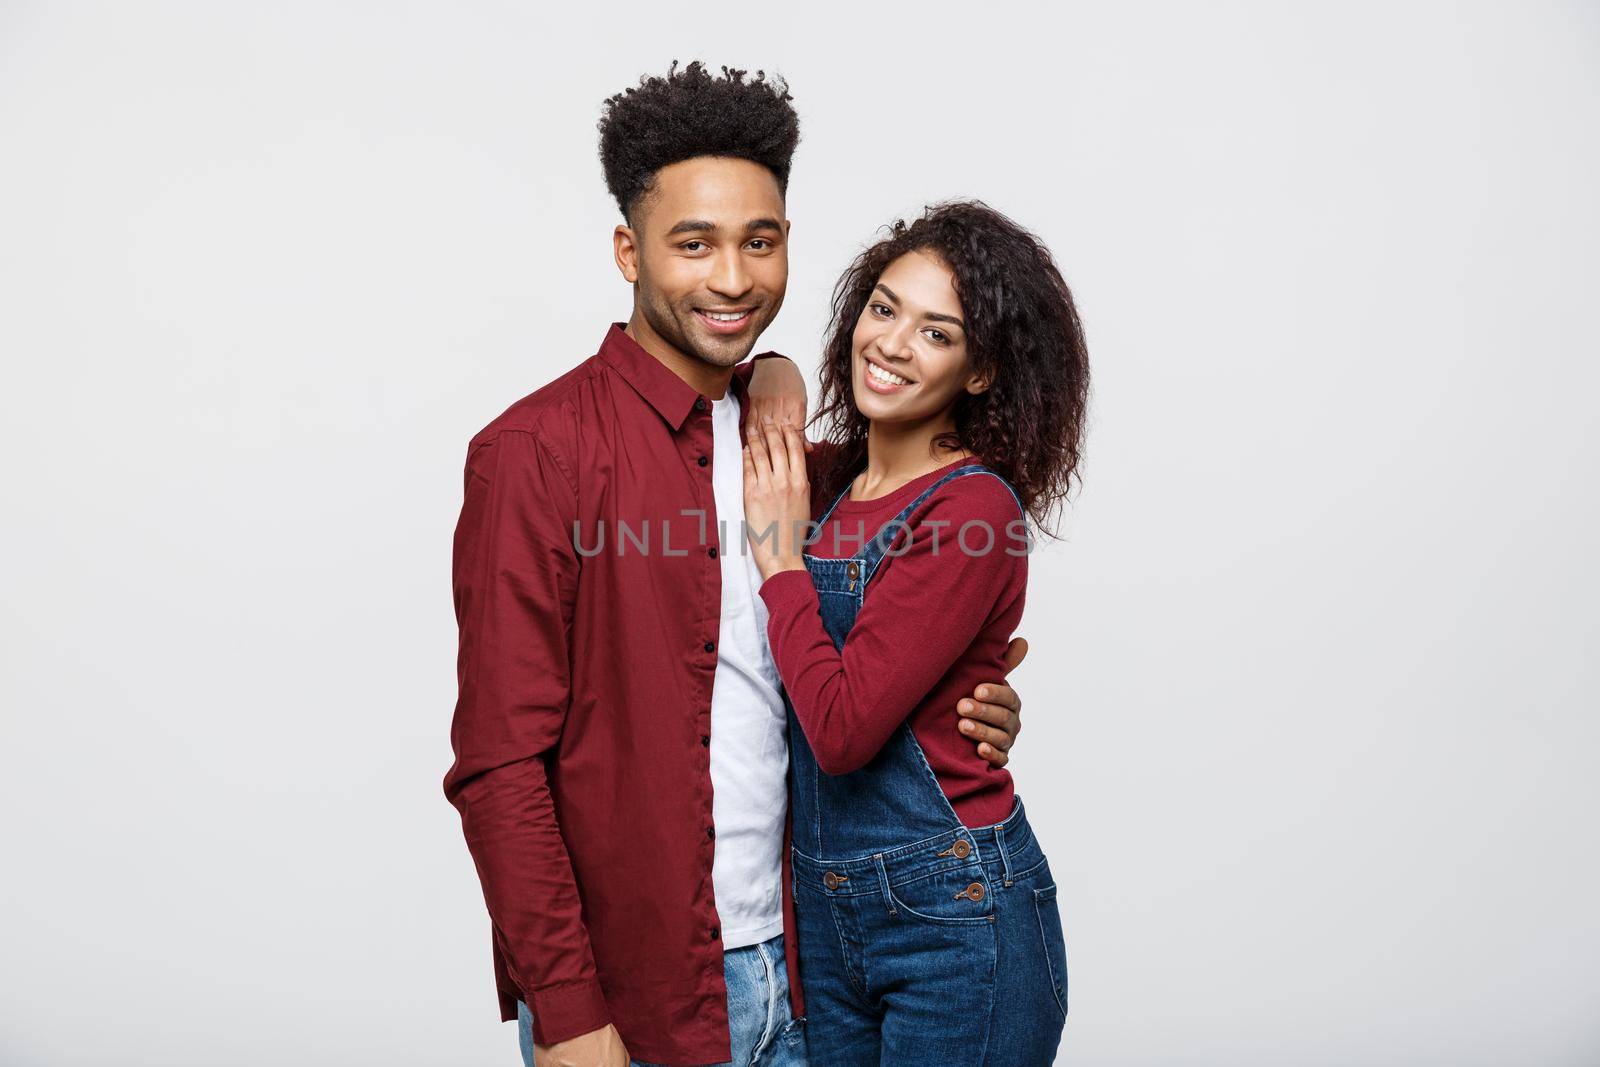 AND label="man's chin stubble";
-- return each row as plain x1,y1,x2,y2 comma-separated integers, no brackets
677,312,766,368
